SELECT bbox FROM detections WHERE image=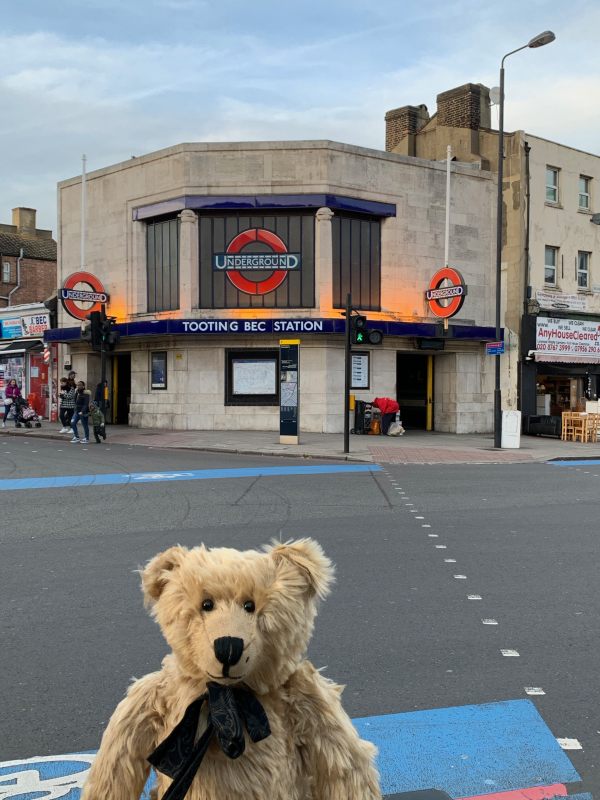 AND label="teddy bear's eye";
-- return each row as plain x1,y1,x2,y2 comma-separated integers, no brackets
201,598,215,612
243,600,256,613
